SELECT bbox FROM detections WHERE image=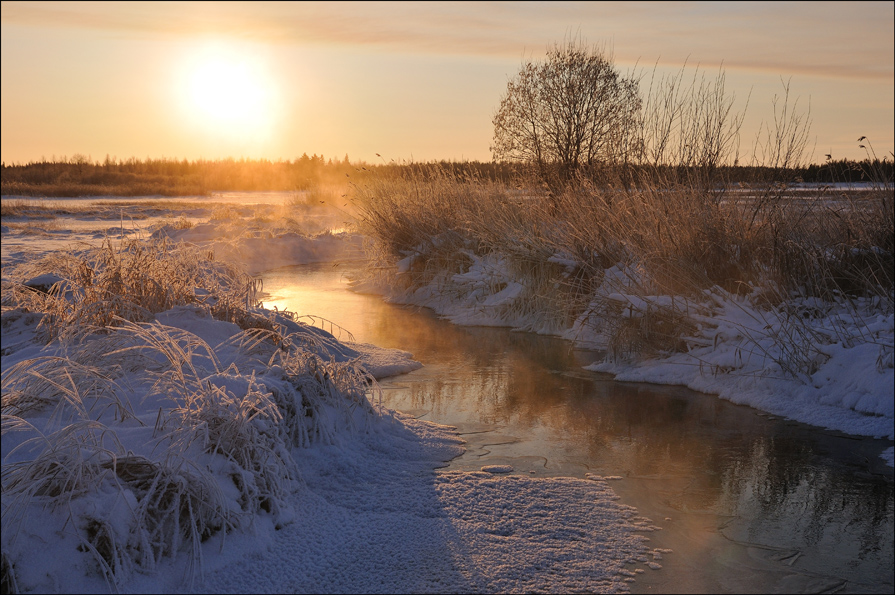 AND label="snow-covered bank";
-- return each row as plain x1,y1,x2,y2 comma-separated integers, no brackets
1,225,660,593
150,222,366,274
1,303,658,593
146,220,894,464
363,249,894,466
0,299,419,592
199,419,658,594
